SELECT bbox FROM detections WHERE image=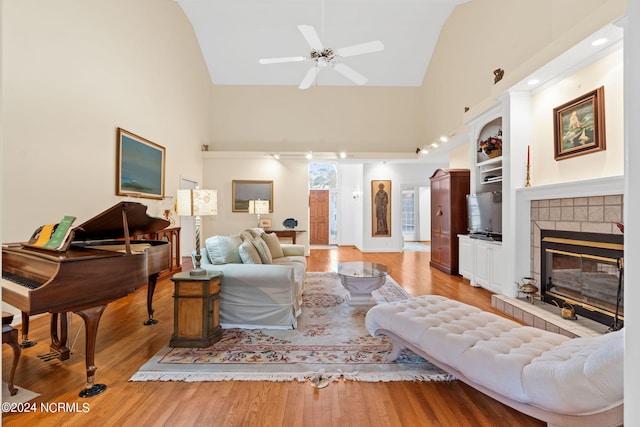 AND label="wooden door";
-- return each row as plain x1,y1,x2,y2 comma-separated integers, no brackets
309,190,329,245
